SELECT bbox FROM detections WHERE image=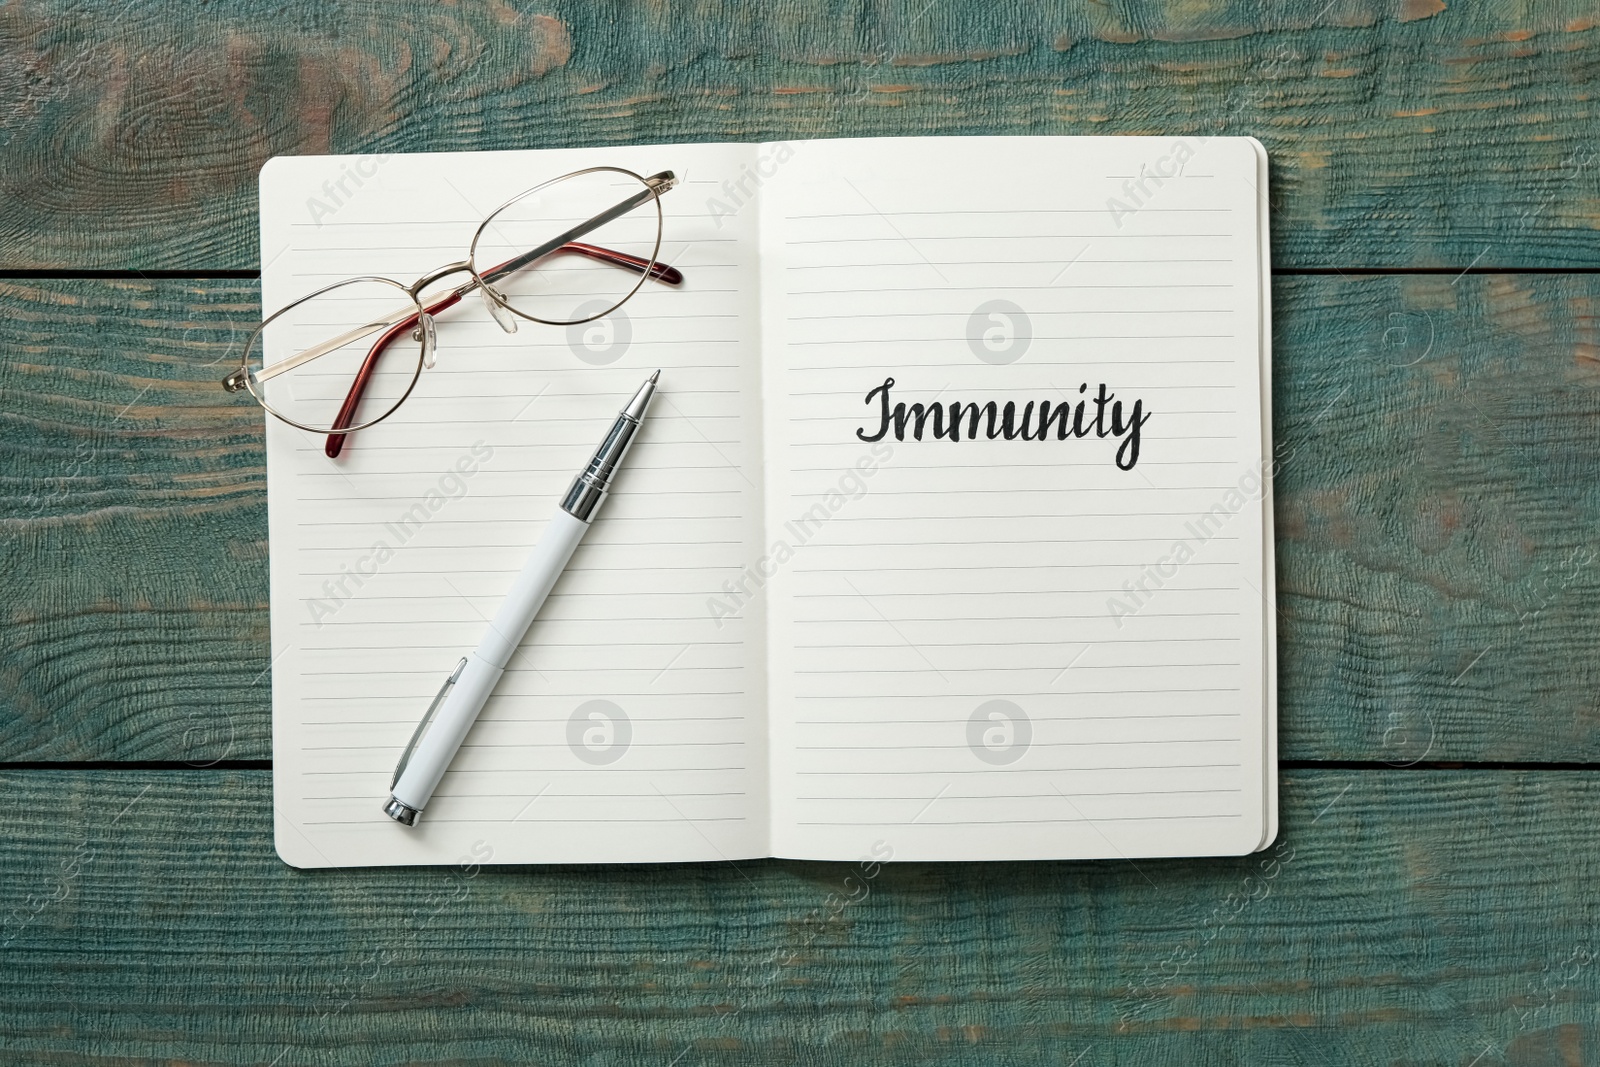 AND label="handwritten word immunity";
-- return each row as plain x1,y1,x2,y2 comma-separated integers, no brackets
854,377,1152,471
